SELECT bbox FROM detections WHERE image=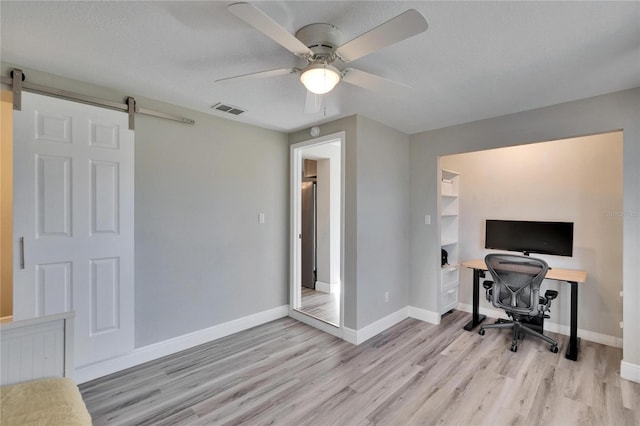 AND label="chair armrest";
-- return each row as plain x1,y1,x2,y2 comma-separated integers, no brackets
482,281,494,290
544,290,558,300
